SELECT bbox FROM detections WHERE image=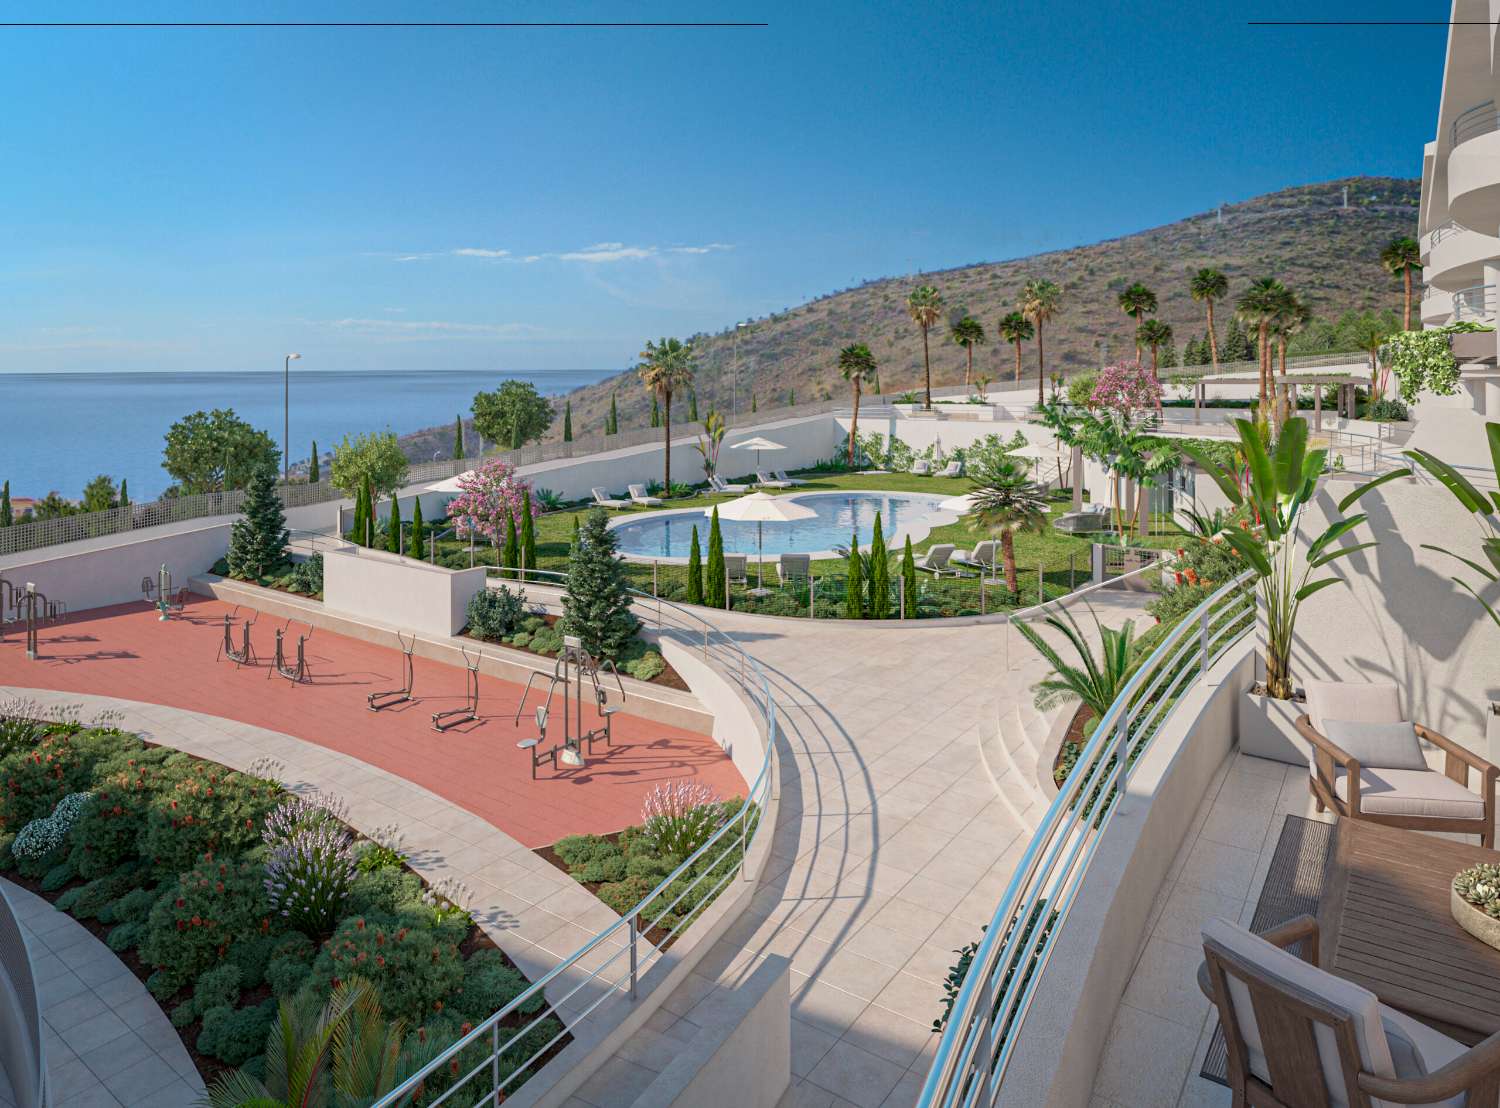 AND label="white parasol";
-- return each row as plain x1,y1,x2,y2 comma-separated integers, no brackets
731,436,786,472
706,491,816,593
